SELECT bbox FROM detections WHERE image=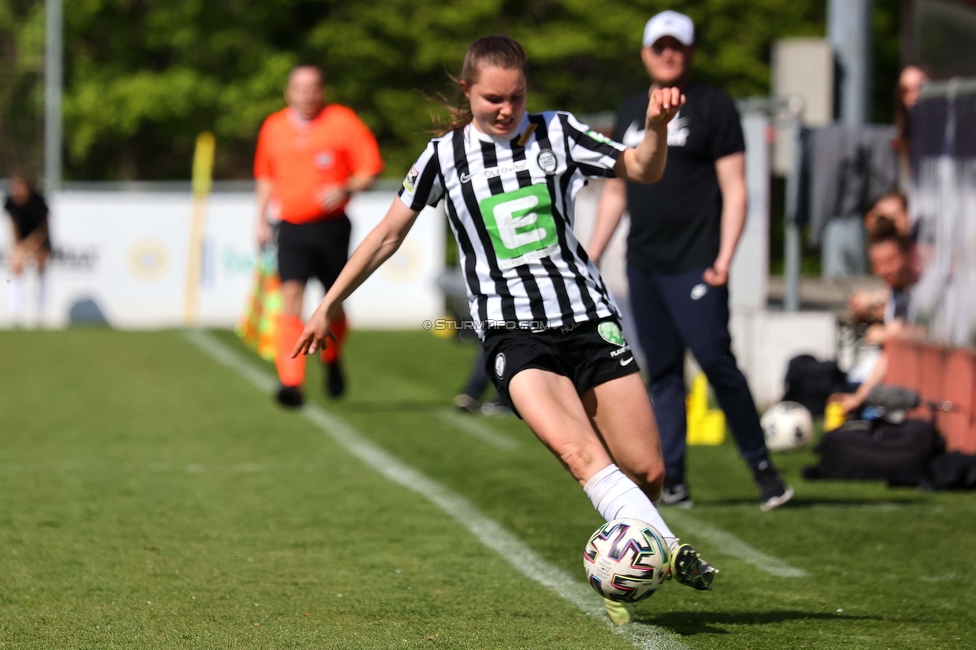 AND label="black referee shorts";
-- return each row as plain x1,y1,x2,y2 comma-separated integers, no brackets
276,216,351,288
481,318,640,417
